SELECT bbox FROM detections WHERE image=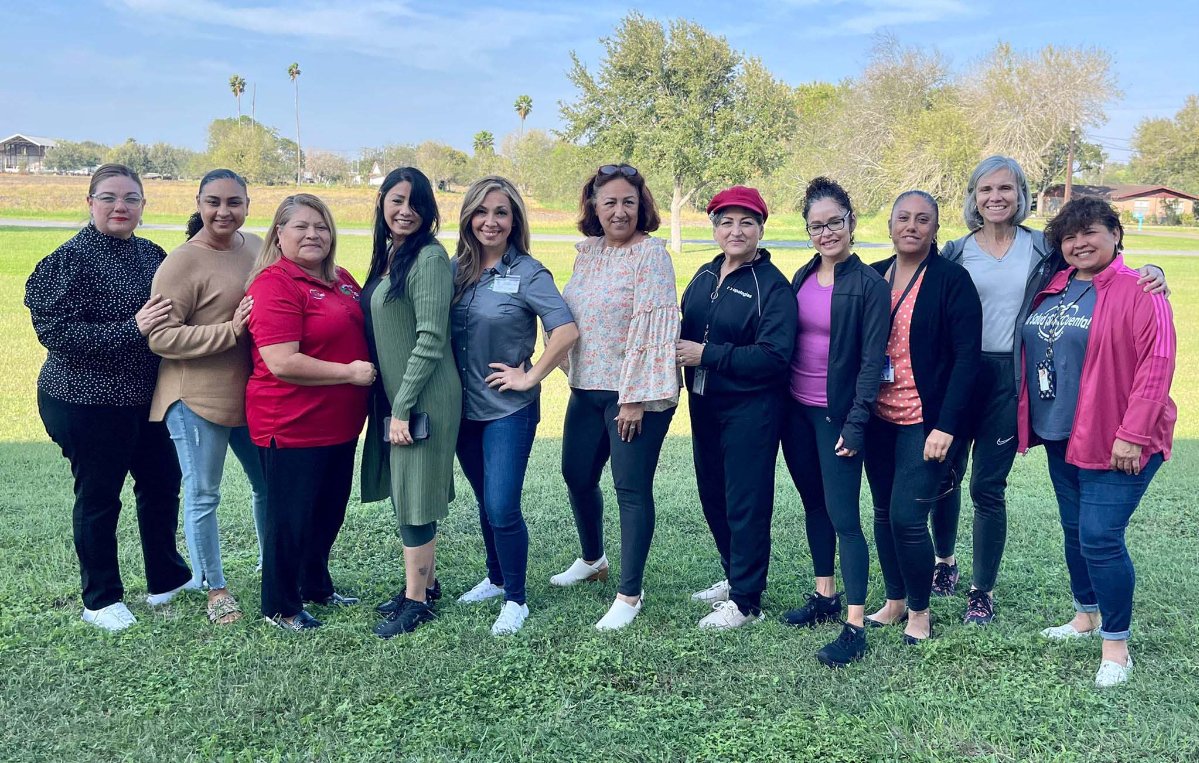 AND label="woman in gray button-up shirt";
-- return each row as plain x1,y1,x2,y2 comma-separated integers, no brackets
450,176,578,636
